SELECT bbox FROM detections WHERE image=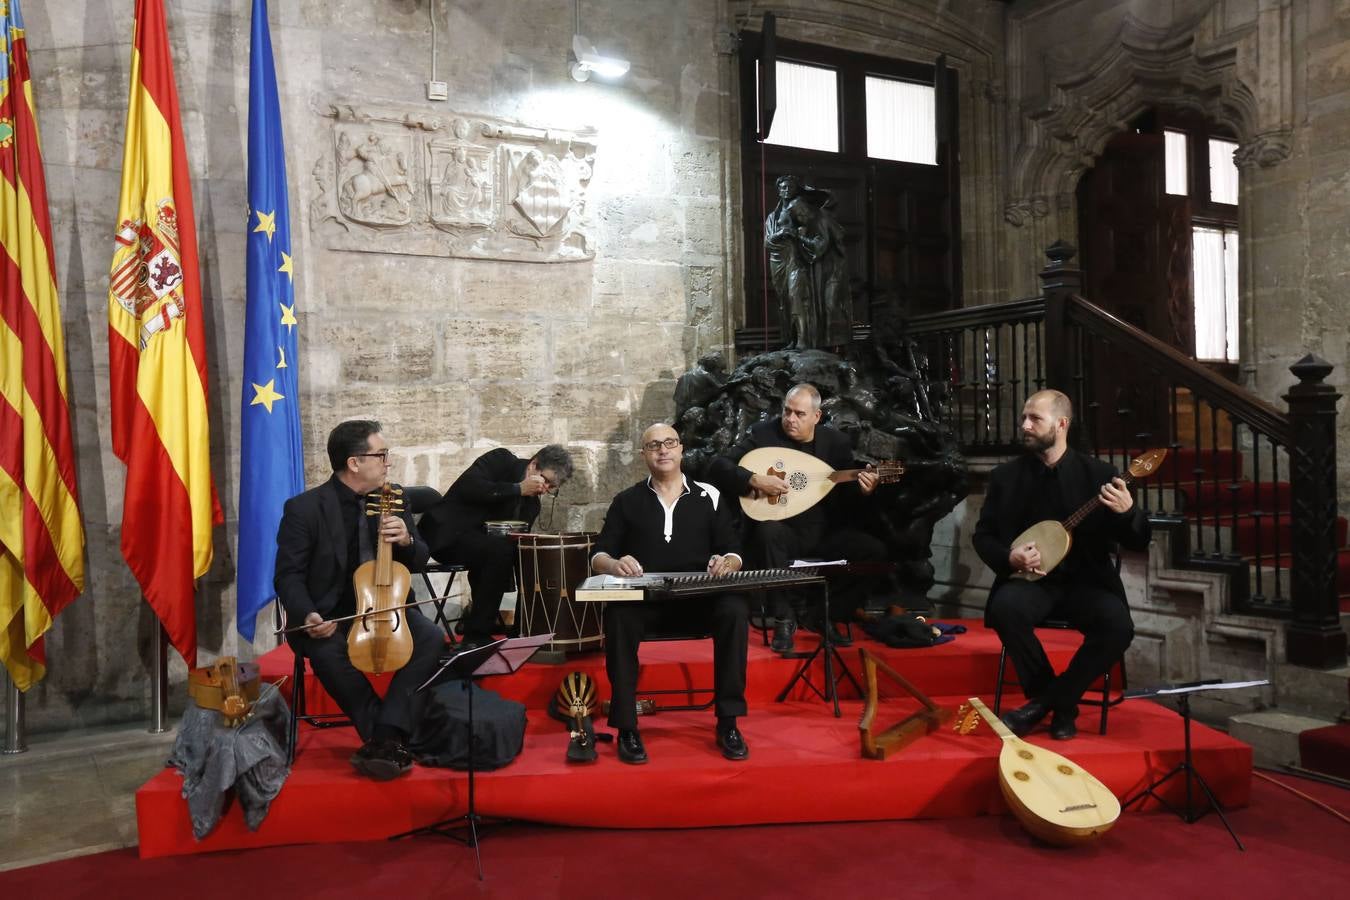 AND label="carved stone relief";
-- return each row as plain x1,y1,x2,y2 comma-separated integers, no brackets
312,103,597,262
1004,4,1292,229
